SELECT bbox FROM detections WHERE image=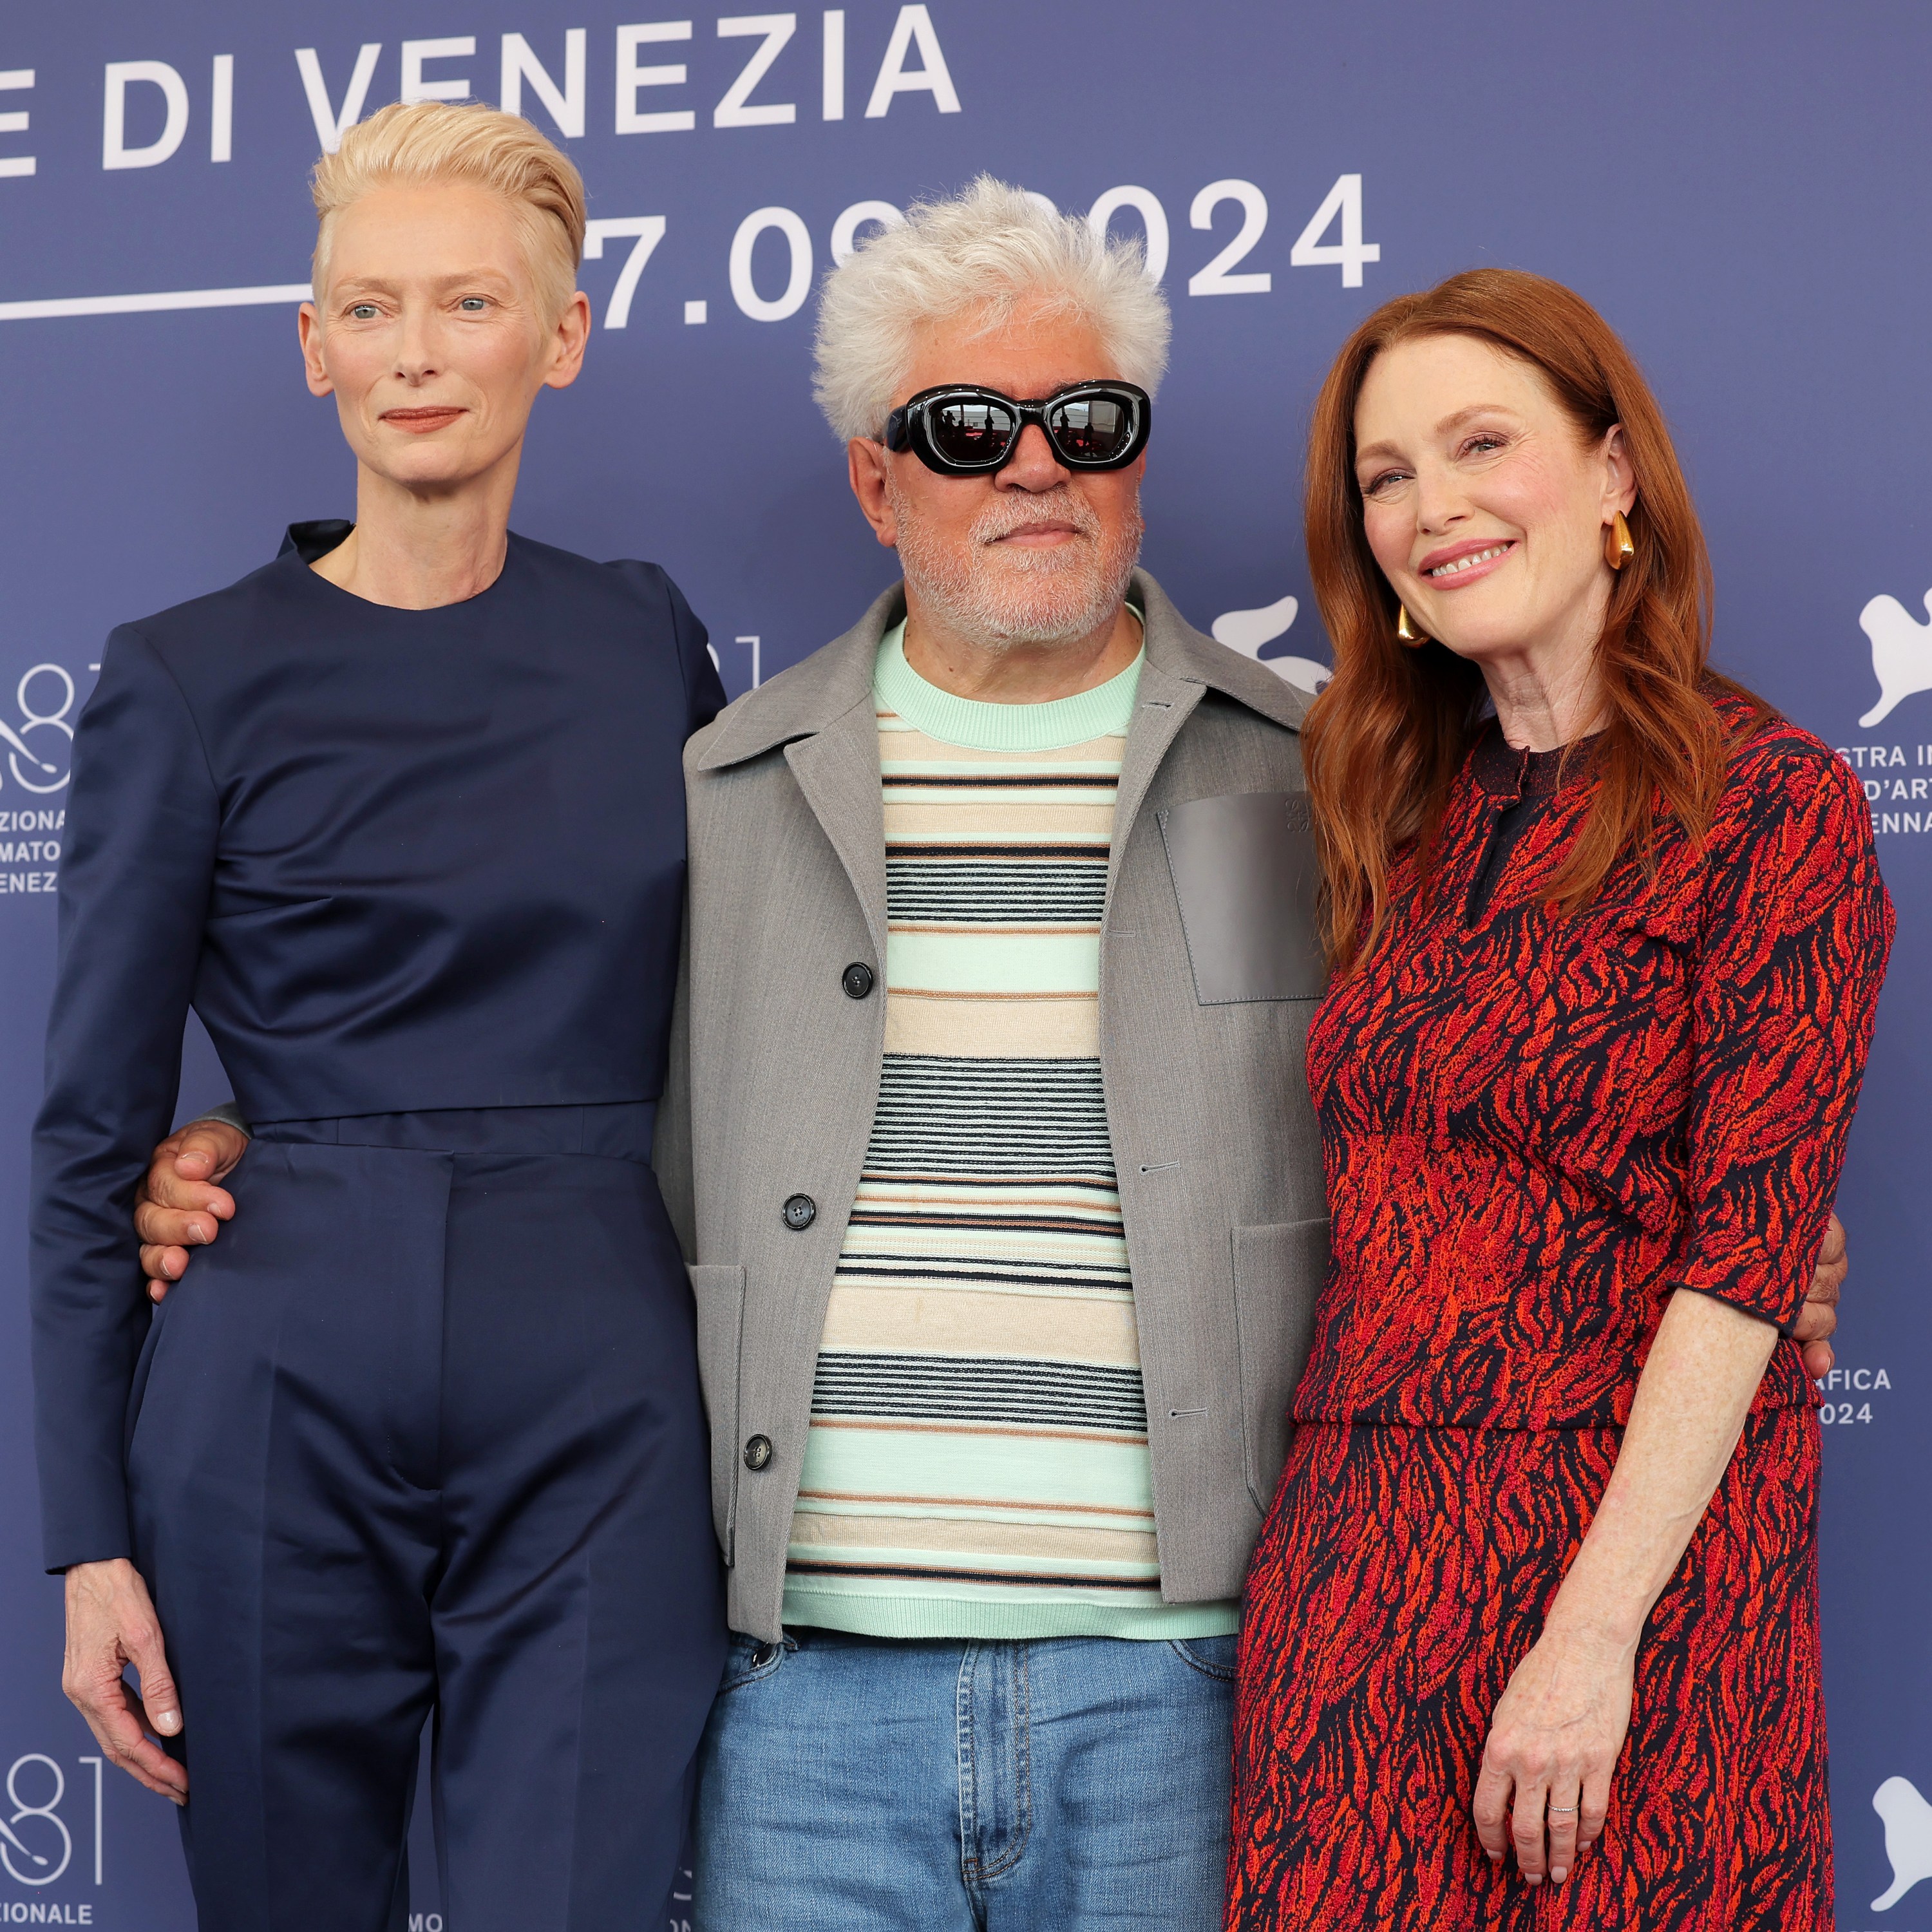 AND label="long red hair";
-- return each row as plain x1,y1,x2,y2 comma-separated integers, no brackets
1302,268,1770,976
